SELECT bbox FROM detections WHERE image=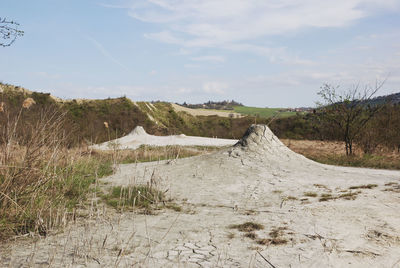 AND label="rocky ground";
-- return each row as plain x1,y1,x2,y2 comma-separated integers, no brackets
1,125,400,267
